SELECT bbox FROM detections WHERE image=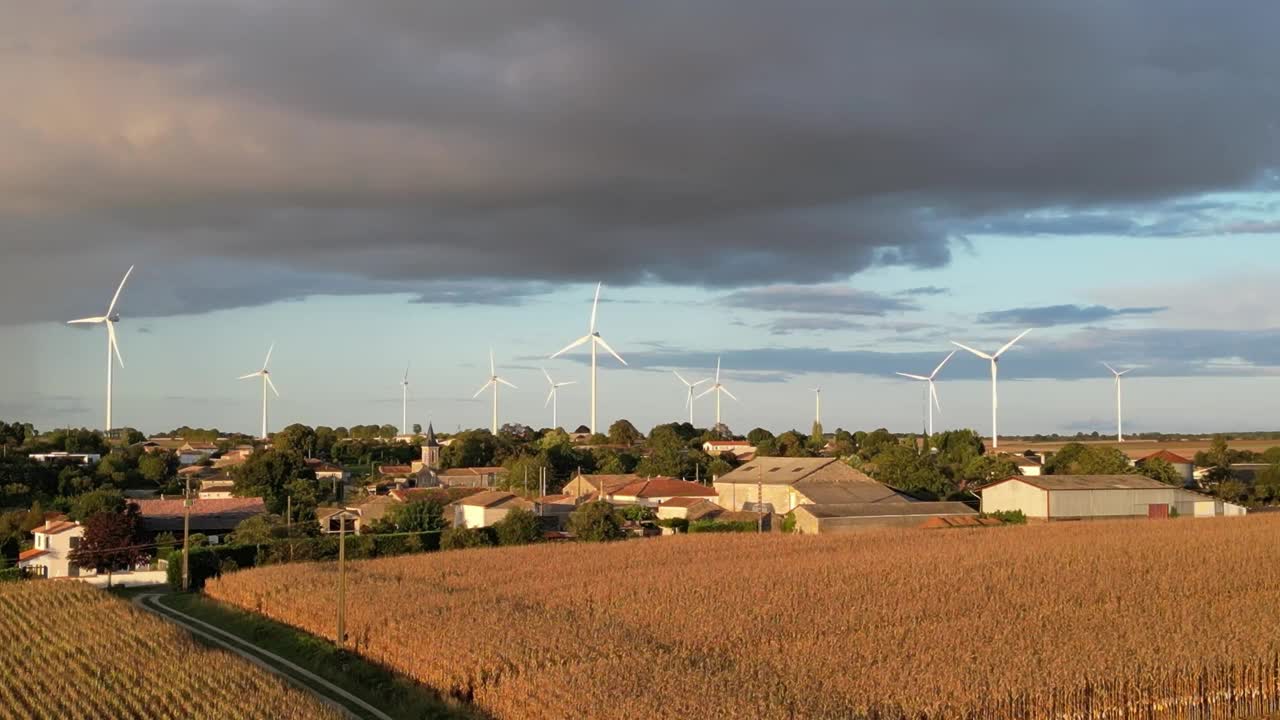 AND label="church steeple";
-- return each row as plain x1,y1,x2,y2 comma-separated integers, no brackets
421,422,440,470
